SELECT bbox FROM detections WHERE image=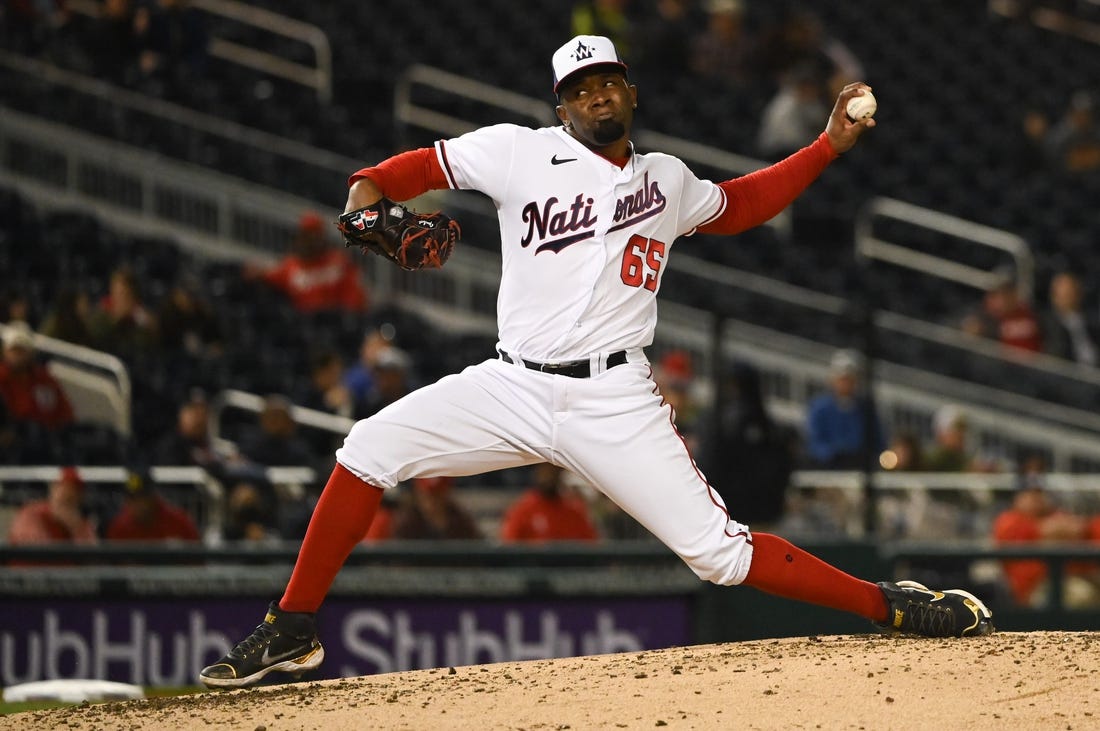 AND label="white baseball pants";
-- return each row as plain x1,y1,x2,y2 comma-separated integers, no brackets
335,355,753,585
